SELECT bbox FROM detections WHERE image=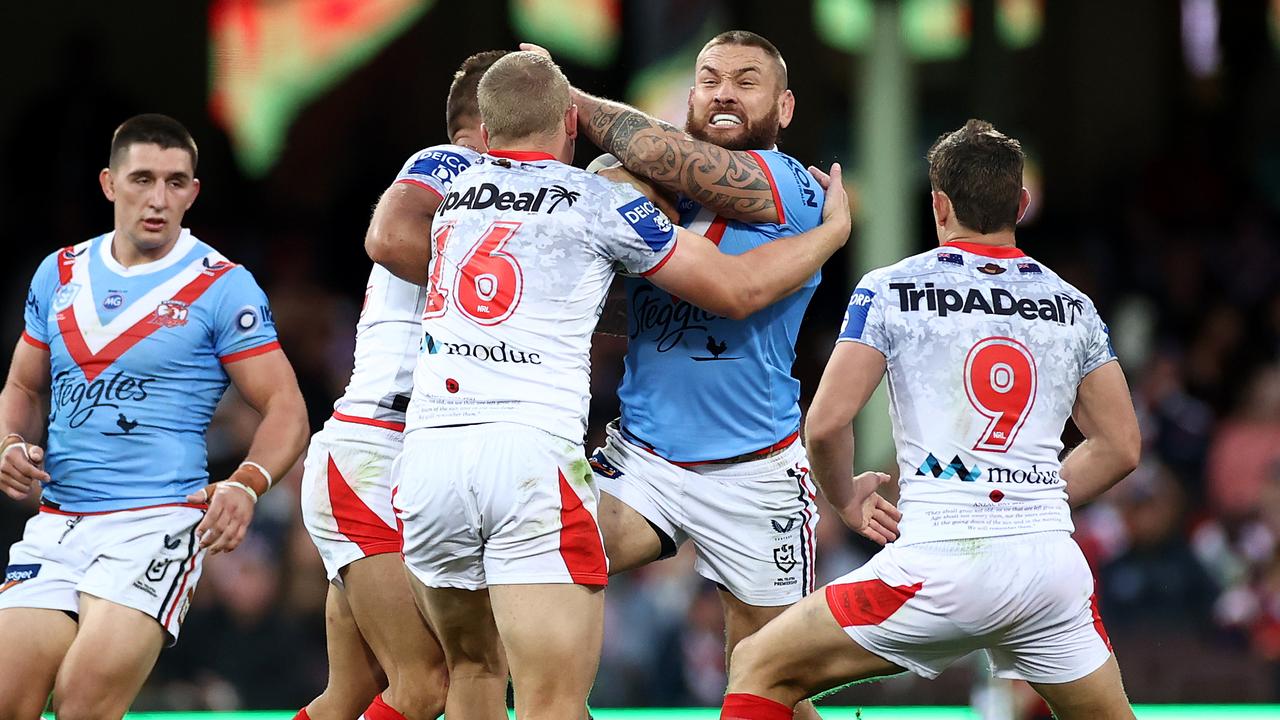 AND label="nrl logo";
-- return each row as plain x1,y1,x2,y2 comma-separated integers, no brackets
773,544,798,573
